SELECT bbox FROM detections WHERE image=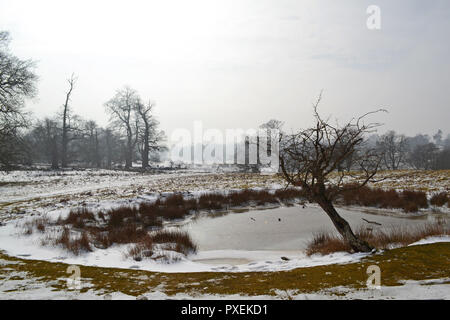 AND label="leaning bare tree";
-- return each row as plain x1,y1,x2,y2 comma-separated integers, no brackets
279,95,385,252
